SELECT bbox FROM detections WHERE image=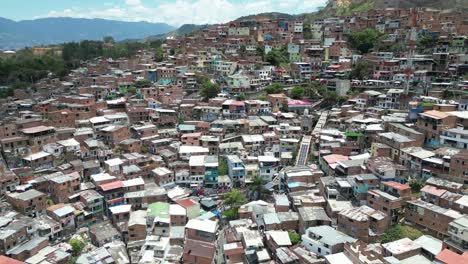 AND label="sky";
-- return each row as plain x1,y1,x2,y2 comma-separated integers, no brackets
0,0,328,26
